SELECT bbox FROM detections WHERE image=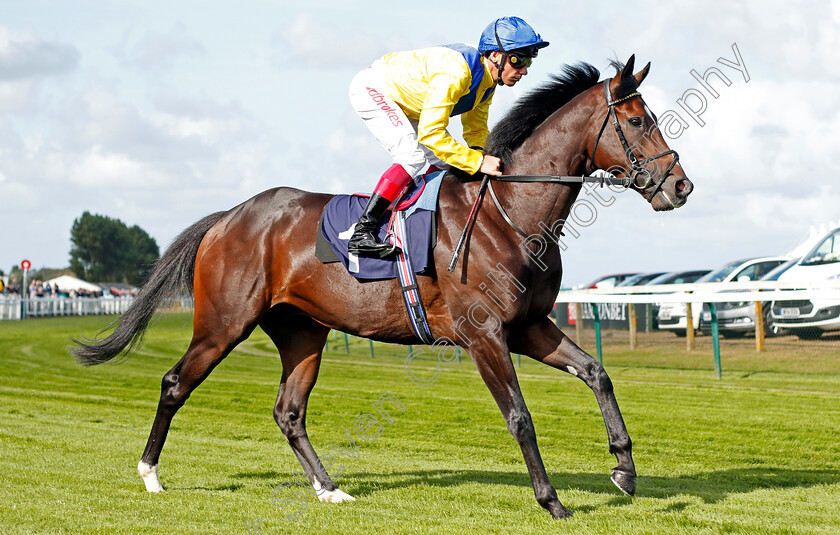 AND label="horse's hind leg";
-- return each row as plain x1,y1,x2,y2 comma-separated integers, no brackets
137,303,260,492
262,312,355,503
509,317,636,496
